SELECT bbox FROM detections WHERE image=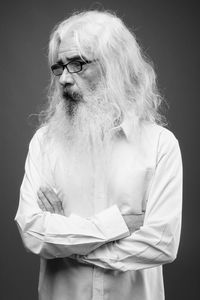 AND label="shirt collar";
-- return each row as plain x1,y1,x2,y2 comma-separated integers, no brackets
111,116,136,141
120,118,133,140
